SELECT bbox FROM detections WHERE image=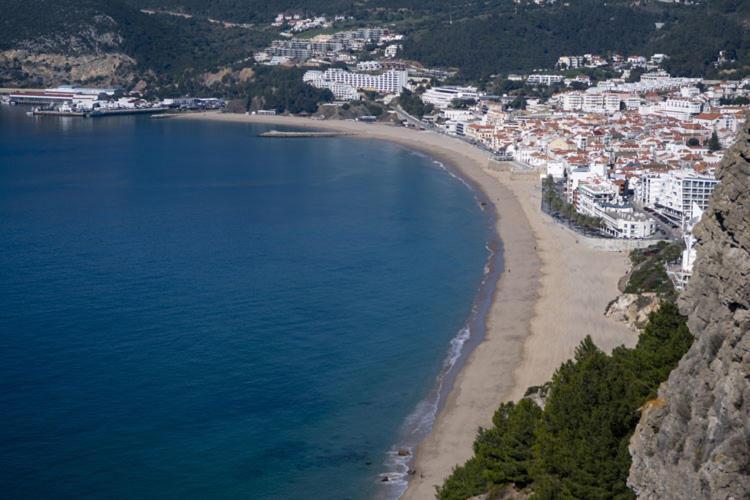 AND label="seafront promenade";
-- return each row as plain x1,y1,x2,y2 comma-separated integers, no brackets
176,112,637,498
